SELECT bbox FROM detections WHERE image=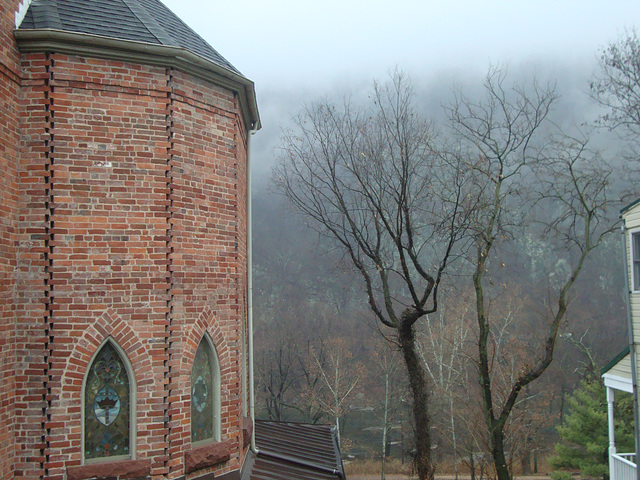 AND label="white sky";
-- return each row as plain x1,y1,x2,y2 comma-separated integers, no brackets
161,0,640,172
163,1,640,86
